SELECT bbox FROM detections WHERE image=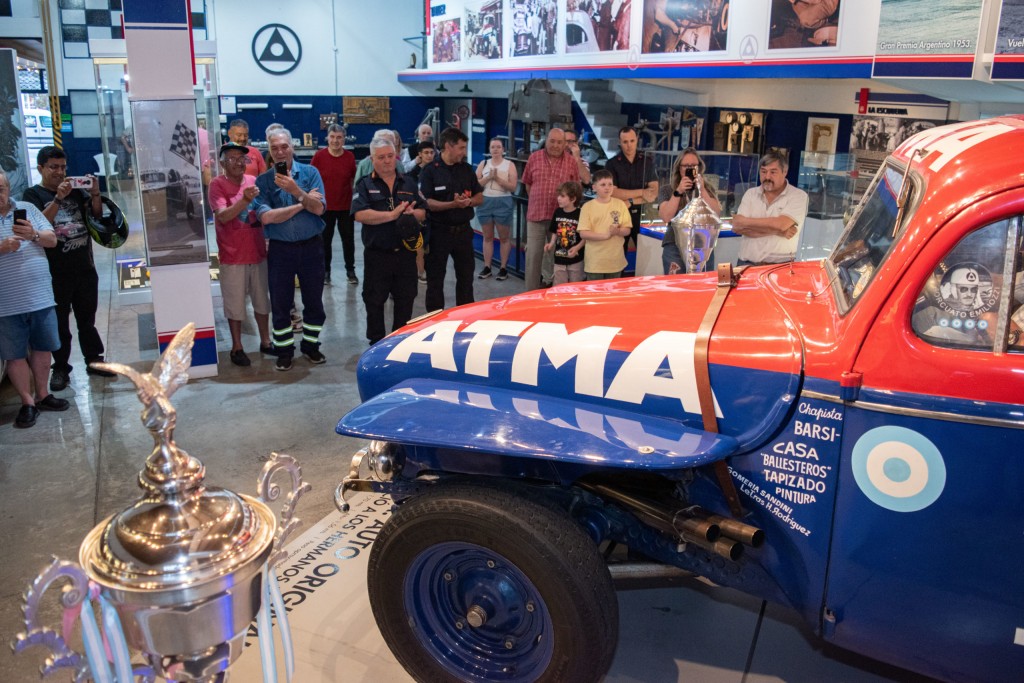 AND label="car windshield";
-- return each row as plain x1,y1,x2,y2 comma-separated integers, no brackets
828,163,912,310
